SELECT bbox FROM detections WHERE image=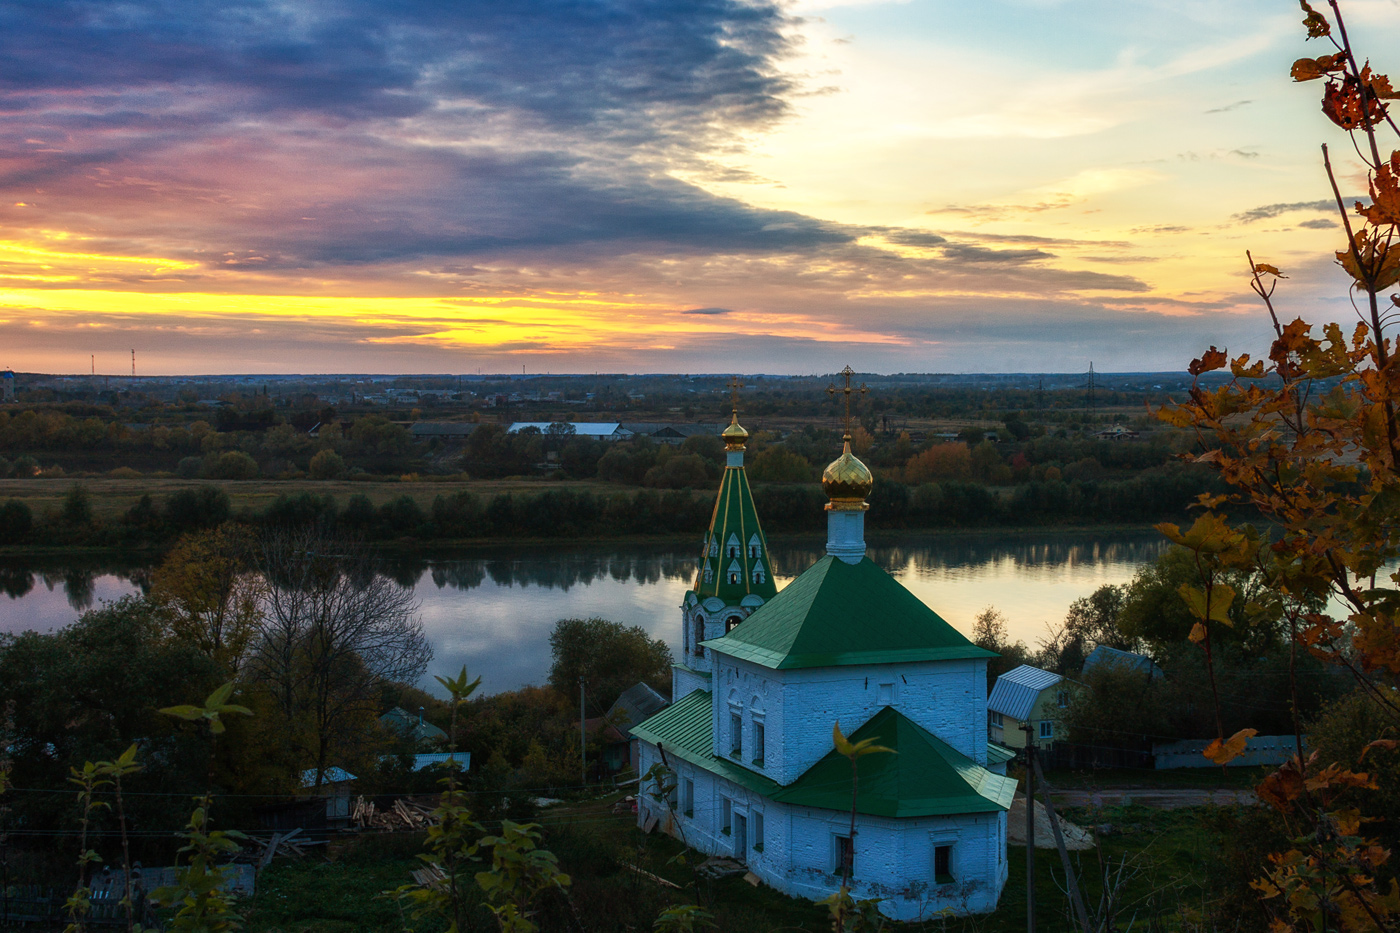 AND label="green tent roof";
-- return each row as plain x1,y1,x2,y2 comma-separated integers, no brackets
702,555,996,669
631,693,1014,818
693,463,777,604
773,707,1017,818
